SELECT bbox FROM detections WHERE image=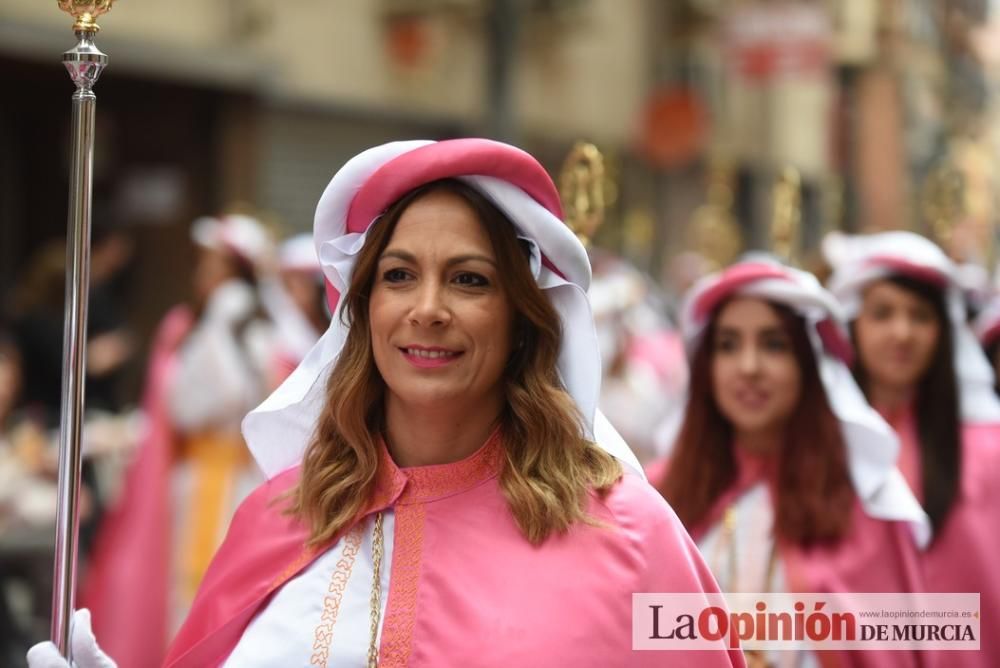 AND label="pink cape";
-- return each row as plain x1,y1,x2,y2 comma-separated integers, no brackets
165,438,745,667
79,306,193,668
647,454,925,668
883,409,1000,668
